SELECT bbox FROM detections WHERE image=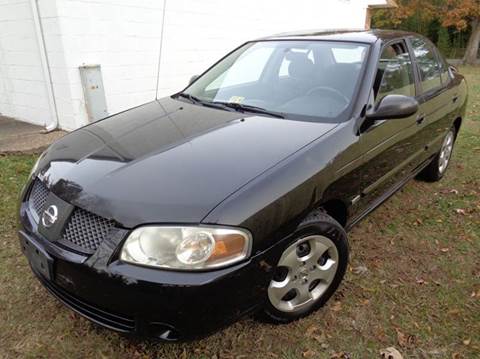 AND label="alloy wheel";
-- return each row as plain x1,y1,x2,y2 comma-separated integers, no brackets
268,235,339,313
439,130,454,174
